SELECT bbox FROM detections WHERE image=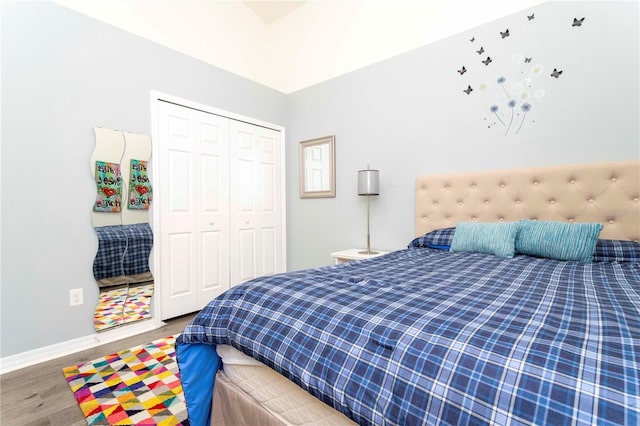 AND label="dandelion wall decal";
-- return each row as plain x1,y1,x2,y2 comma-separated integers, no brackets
458,8,586,136
488,98,521,136
490,105,505,125
497,76,509,97
506,100,517,135
516,103,532,134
